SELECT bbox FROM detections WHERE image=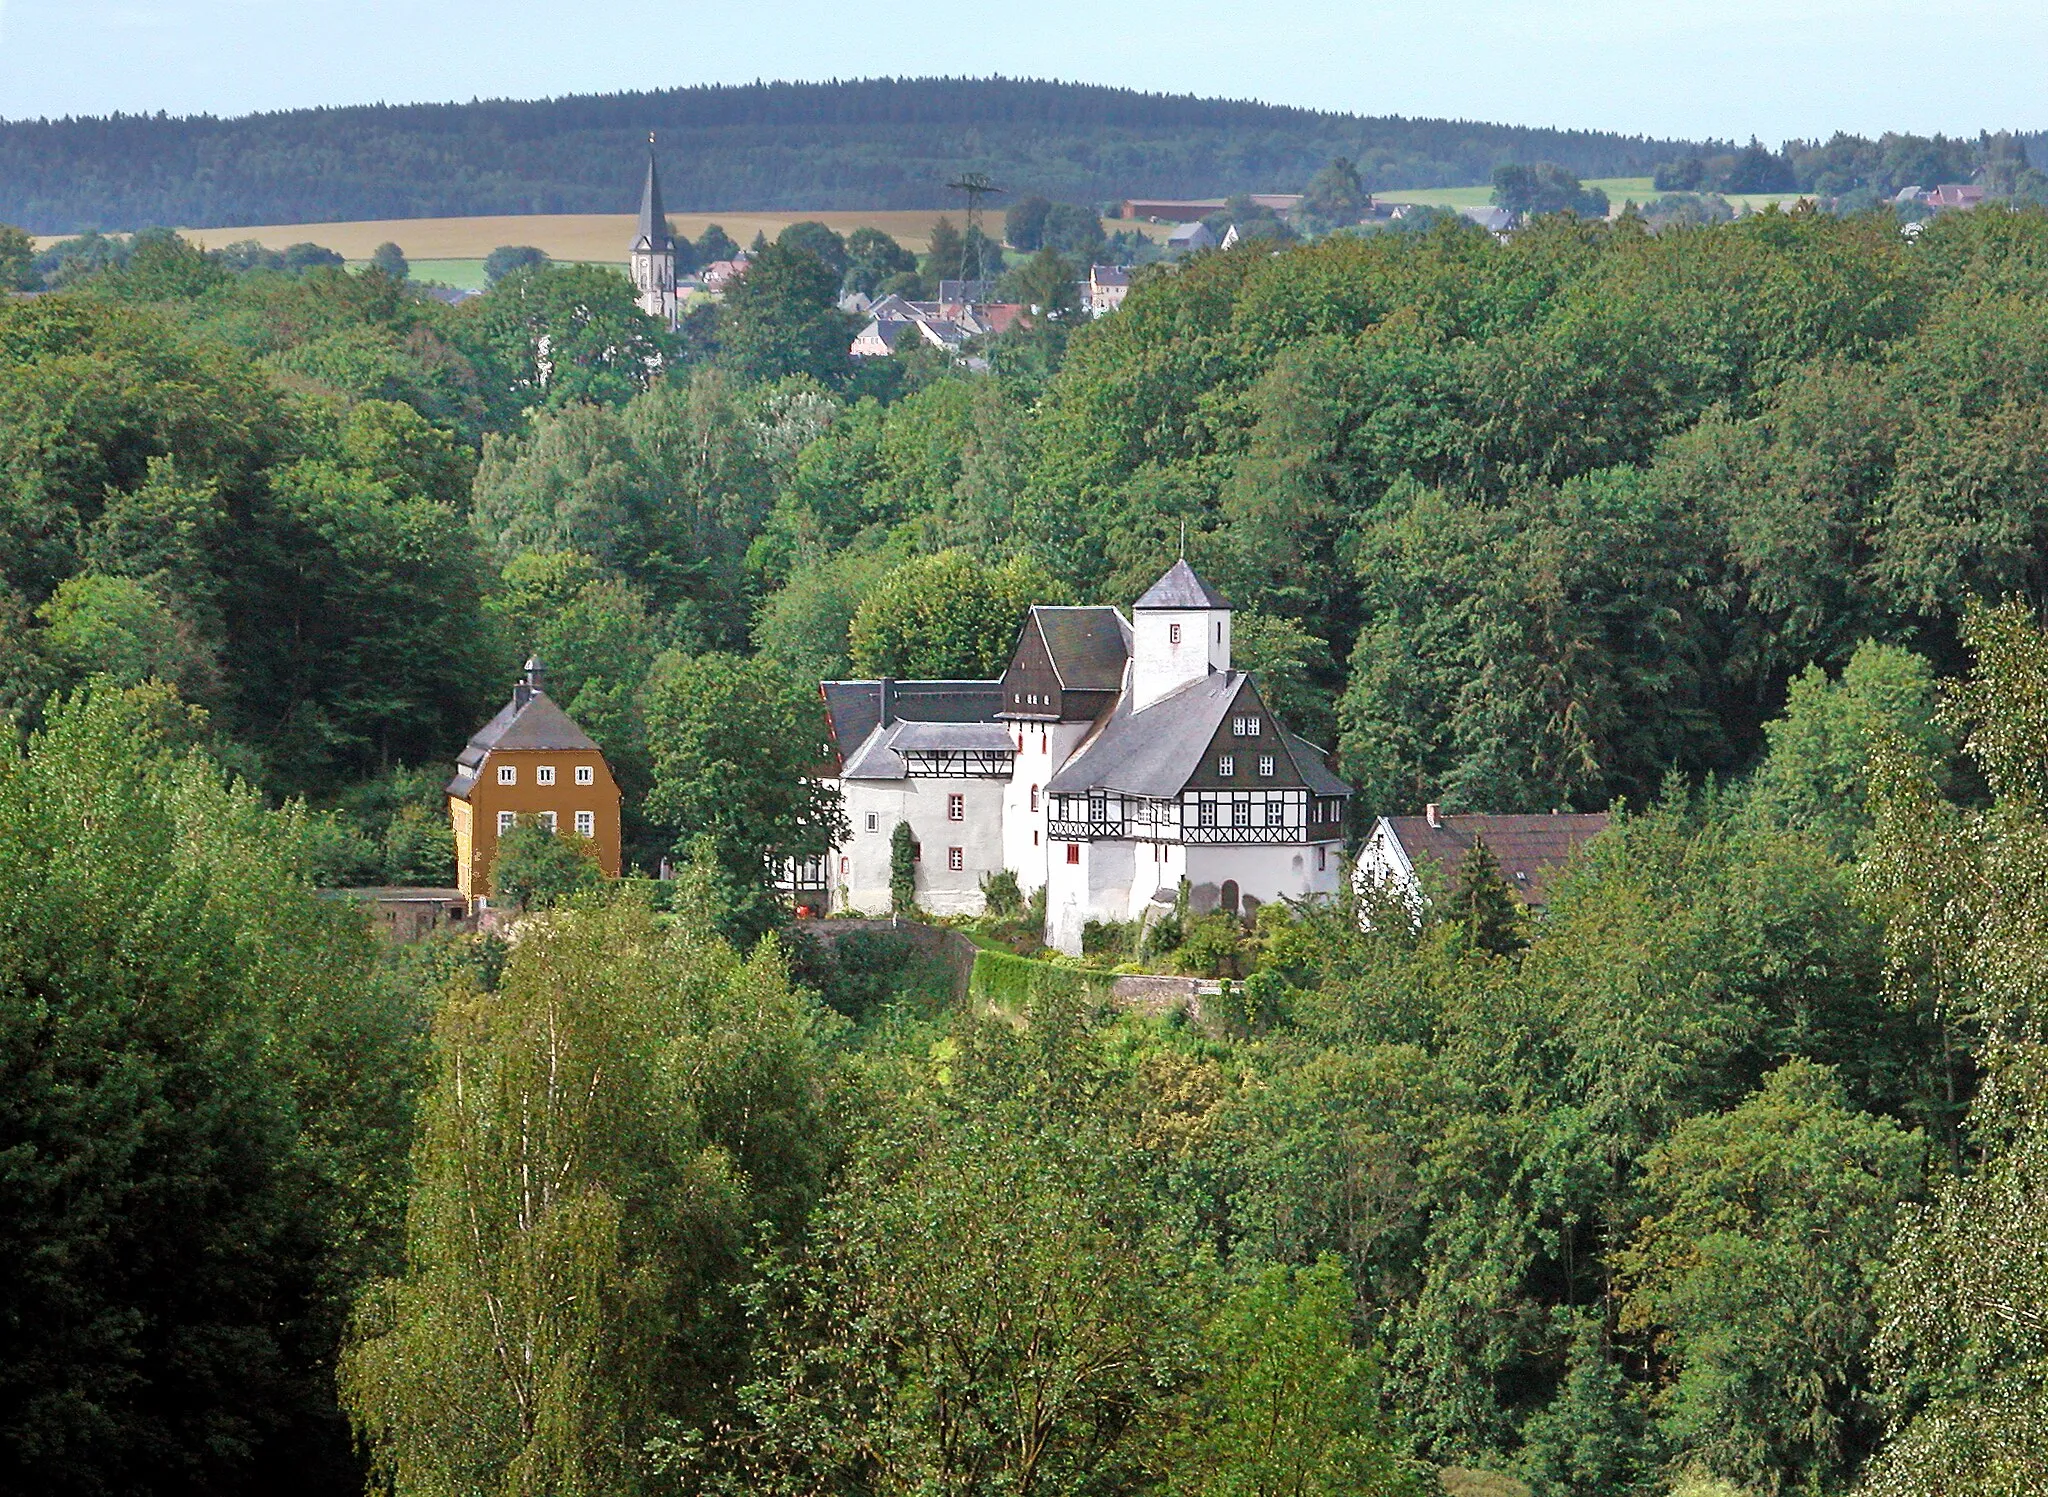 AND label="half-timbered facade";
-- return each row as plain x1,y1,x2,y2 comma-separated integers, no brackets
818,561,1352,948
